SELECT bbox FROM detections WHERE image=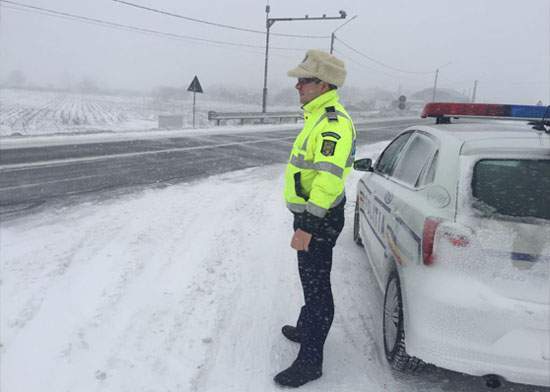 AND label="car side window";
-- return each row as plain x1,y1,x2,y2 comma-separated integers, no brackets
392,134,437,187
375,132,413,176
